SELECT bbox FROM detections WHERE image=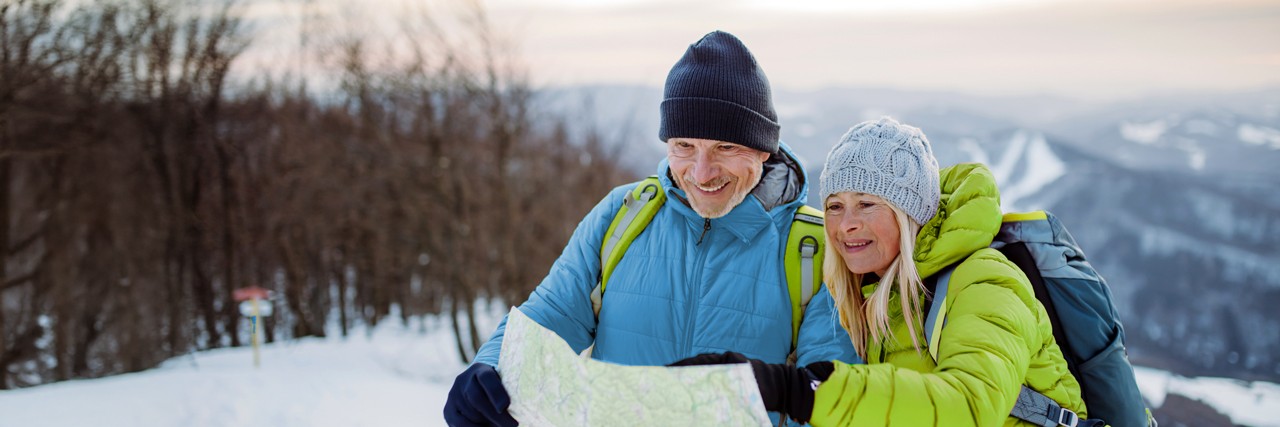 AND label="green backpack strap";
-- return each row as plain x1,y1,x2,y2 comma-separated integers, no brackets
591,177,825,355
592,176,665,319
786,205,825,350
